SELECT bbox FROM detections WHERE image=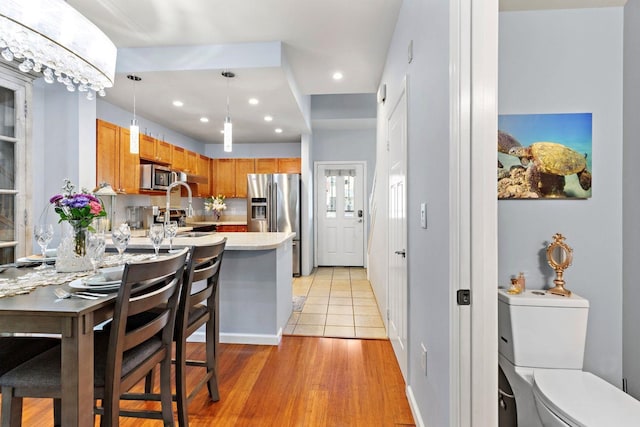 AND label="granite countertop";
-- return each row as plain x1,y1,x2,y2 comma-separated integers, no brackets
126,232,295,251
